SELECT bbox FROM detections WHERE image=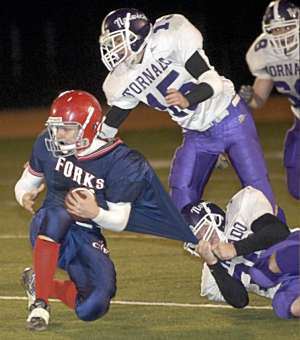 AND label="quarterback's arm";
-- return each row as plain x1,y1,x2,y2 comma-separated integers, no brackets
64,190,131,232
100,106,132,139
92,201,132,232
14,166,44,212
